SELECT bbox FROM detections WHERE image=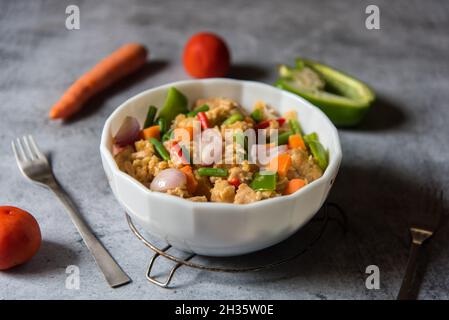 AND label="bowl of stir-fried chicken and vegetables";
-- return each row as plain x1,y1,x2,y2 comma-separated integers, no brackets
100,79,341,256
